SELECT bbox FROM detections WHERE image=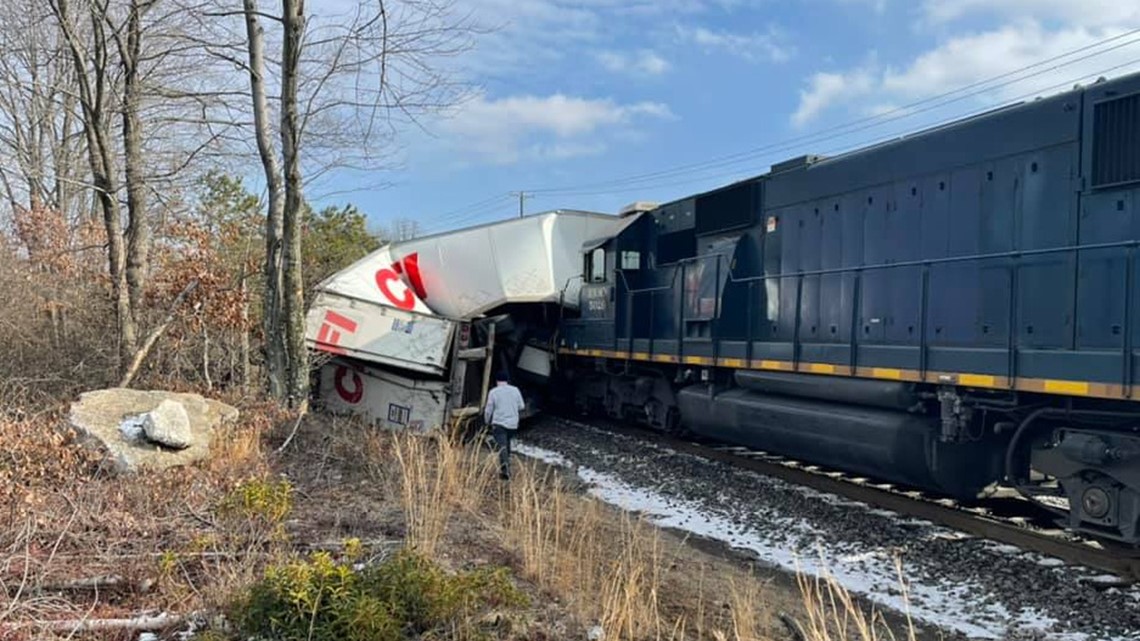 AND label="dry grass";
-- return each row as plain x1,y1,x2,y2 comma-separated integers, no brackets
0,398,922,641
365,424,921,641
794,569,908,641
498,462,668,637
316,421,720,639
